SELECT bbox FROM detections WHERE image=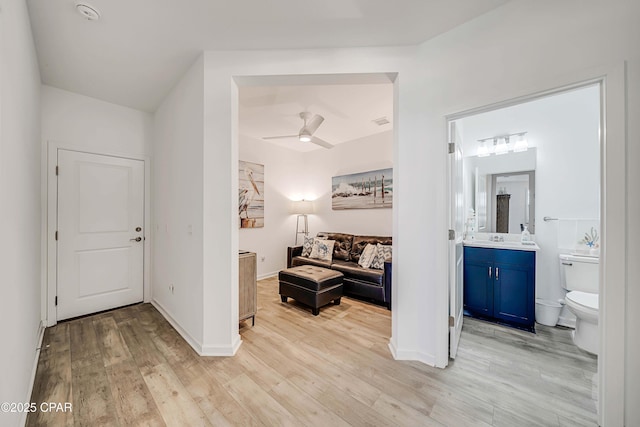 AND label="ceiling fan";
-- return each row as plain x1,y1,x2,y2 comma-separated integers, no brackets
262,112,334,149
